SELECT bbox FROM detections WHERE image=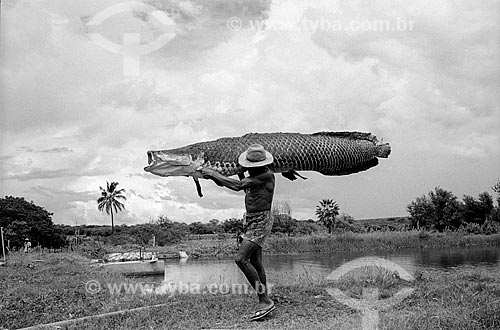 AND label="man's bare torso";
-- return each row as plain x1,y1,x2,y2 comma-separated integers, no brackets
245,167,275,213
200,166,275,213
